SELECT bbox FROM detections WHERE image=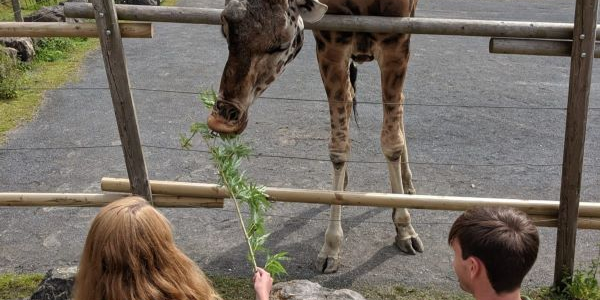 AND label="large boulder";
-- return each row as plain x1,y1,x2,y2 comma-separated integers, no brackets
1,47,19,63
0,37,35,62
116,0,158,6
24,4,81,23
271,280,367,300
28,266,77,300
